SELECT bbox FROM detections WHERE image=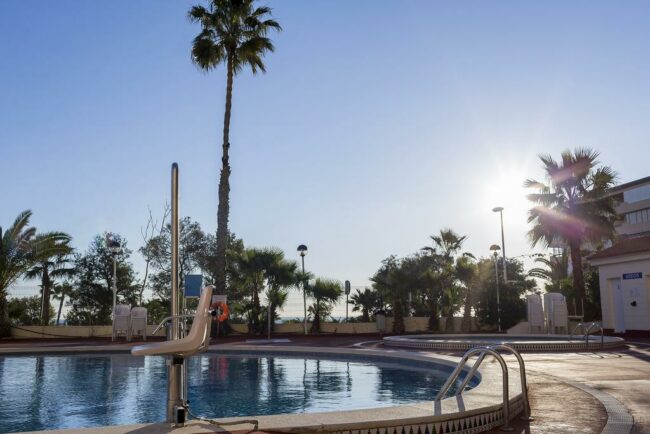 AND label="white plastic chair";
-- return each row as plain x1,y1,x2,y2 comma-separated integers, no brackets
112,304,131,341
130,307,148,341
131,286,213,358
527,294,545,334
